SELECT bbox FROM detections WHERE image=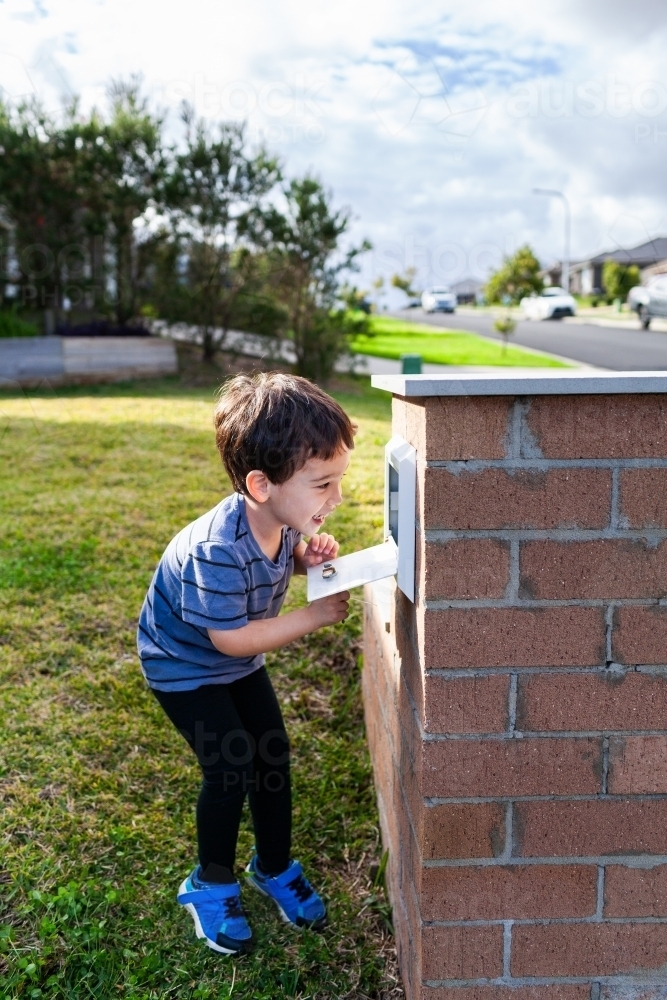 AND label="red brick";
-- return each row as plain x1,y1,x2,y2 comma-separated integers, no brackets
525,394,667,459
420,864,596,920
422,737,601,798
613,606,667,665
364,605,423,773
511,921,667,977
424,674,510,734
423,466,610,529
392,395,513,462
423,540,510,600
621,467,667,528
423,803,506,860
516,799,667,857
608,736,667,793
396,586,421,667
423,607,606,669
393,396,426,456
605,864,667,917
390,876,421,998
422,989,589,1000
422,924,503,981
600,988,667,1000
520,539,667,600
395,605,425,713
517,670,667,732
